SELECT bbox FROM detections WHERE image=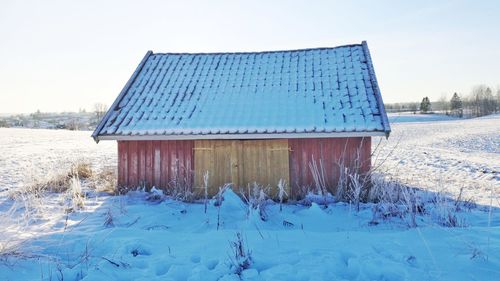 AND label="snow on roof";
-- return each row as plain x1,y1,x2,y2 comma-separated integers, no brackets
93,41,390,141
